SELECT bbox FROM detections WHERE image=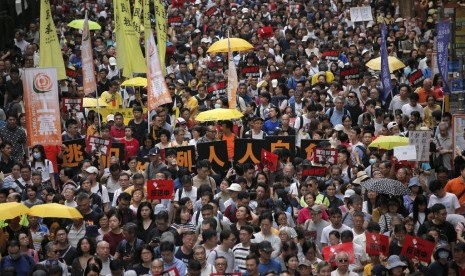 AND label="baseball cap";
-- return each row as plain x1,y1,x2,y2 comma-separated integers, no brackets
176,117,187,125
85,166,99,174
227,183,242,192
387,122,398,130
106,114,115,122
109,57,117,66
408,177,420,188
241,8,249,13
311,205,323,213
344,189,356,199
298,259,312,267
149,147,161,156
334,124,344,132
259,241,273,253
